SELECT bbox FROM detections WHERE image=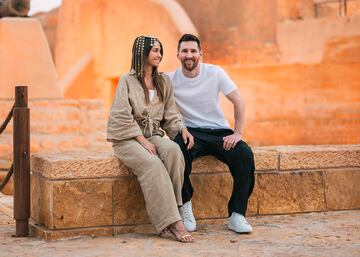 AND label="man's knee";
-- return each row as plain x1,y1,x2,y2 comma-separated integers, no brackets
229,141,254,165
